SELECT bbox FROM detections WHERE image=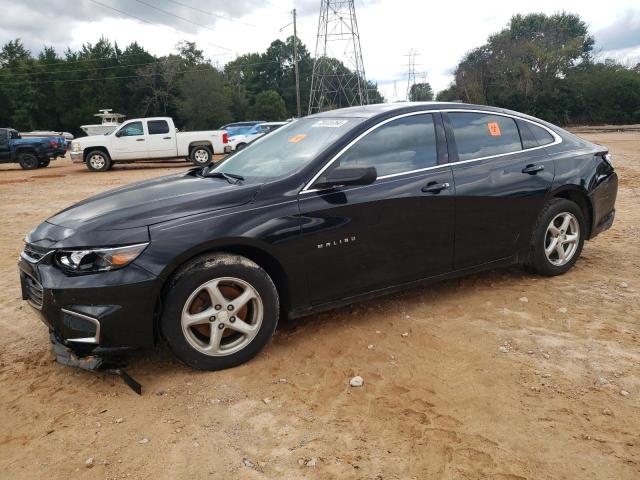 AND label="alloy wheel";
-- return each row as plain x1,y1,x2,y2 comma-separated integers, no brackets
89,154,105,170
544,212,580,266
193,149,210,164
180,277,263,356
